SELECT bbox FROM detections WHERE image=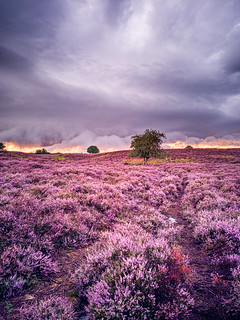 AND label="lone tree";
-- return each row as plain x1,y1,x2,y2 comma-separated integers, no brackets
130,129,166,164
87,145,99,154
0,142,6,150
